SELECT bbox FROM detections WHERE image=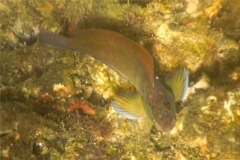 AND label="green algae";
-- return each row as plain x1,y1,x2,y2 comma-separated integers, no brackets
0,0,240,159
